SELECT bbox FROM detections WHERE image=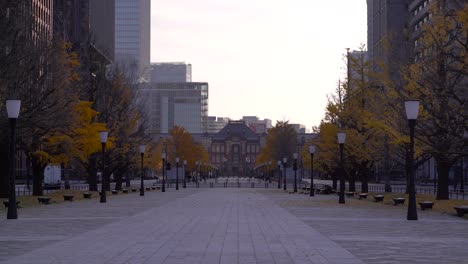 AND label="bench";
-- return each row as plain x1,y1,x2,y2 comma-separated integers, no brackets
3,200,21,208
151,186,156,190
38,197,51,205
419,201,434,210
358,193,368,199
122,189,128,193
317,186,333,195
83,192,92,199
111,190,118,195
345,192,355,198
63,195,74,201
373,195,384,202
454,206,468,217
145,187,151,191
392,197,405,206
131,188,137,192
